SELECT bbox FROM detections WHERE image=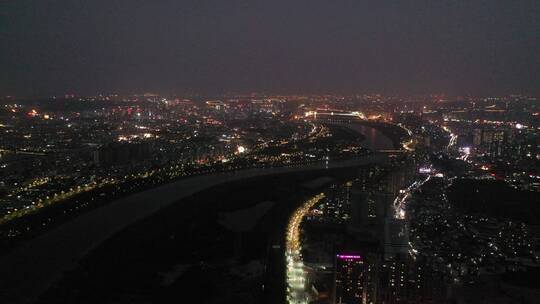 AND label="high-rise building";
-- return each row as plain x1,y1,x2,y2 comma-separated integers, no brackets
333,253,378,304
334,254,365,304
372,192,393,225
379,257,409,303
324,183,353,222
378,256,446,303
473,128,483,146
383,218,409,260
350,188,369,227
